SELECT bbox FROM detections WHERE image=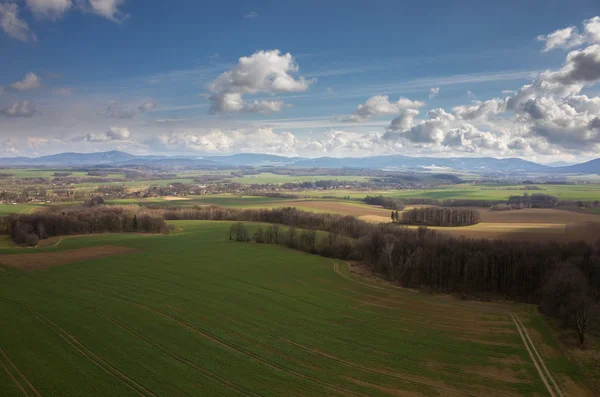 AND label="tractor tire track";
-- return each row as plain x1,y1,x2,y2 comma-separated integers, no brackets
0,297,155,397
0,353,29,397
81,287,369,397
203,304,529,392
42,290,260,397
0,348,41,397
513,314,564,397
512,313,556,397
